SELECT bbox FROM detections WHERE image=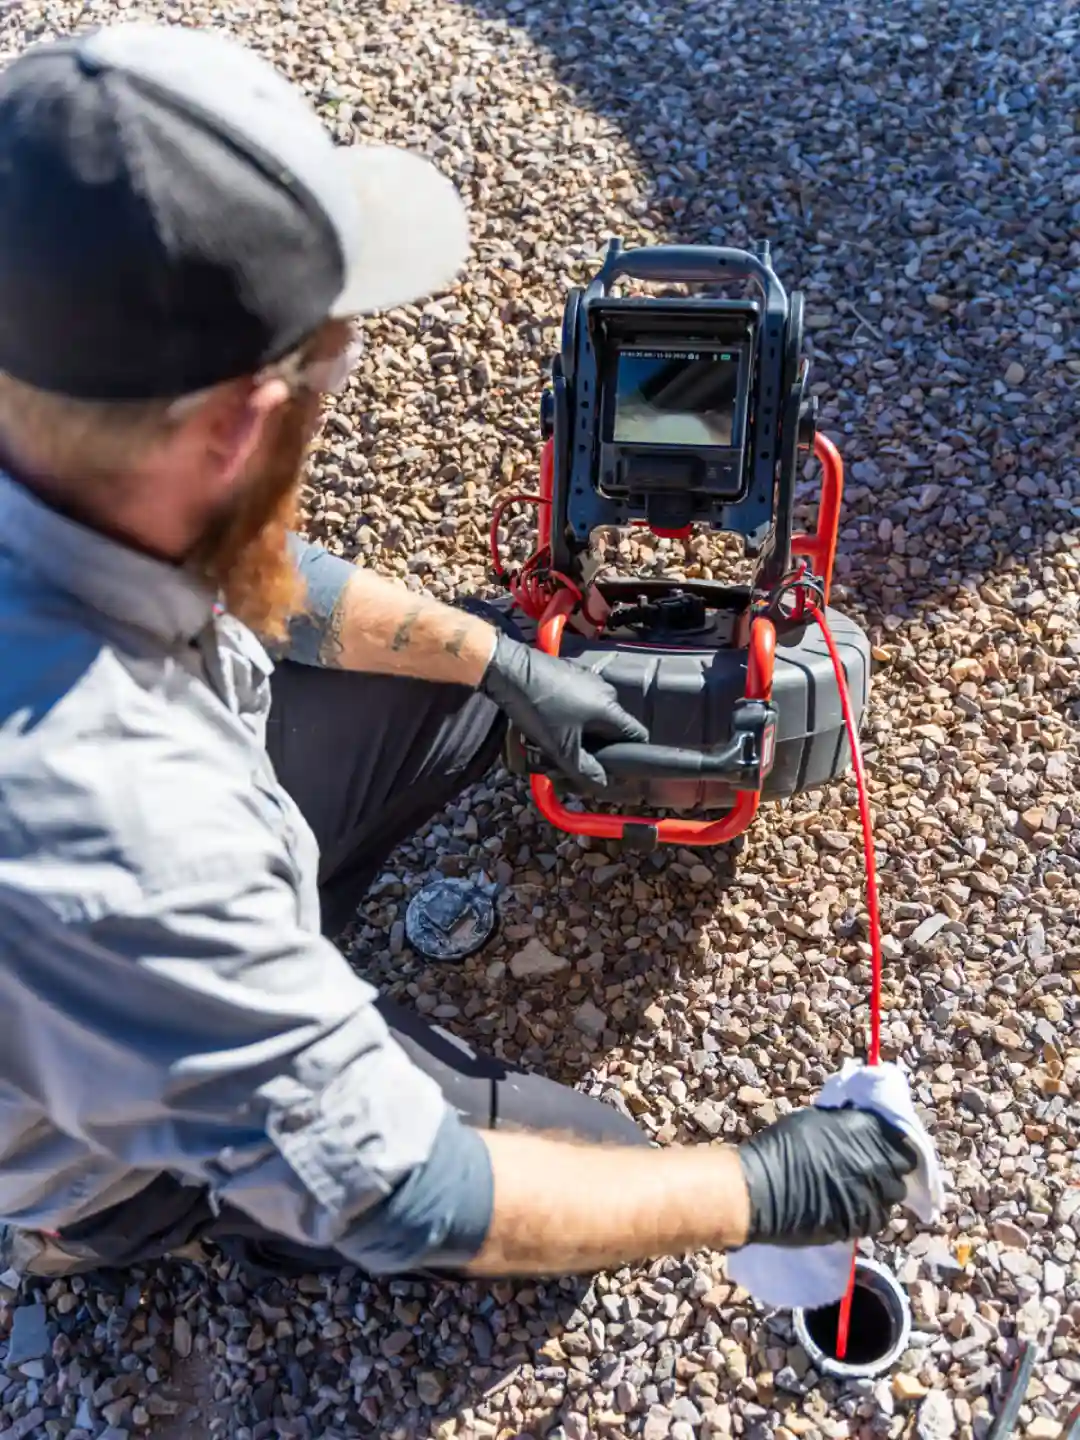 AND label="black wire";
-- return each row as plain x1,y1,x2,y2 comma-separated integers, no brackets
986,1342,1040,1440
